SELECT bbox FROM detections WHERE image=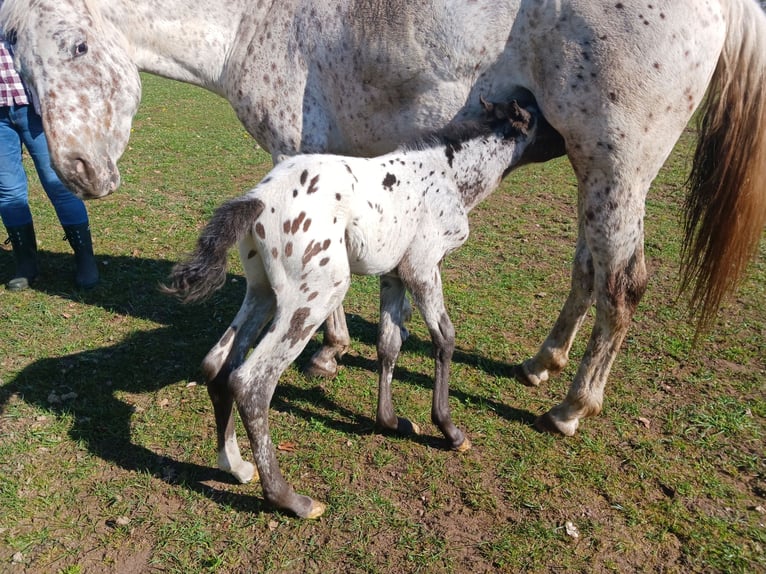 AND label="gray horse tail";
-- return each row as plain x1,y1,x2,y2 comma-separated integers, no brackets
163,195,265,303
